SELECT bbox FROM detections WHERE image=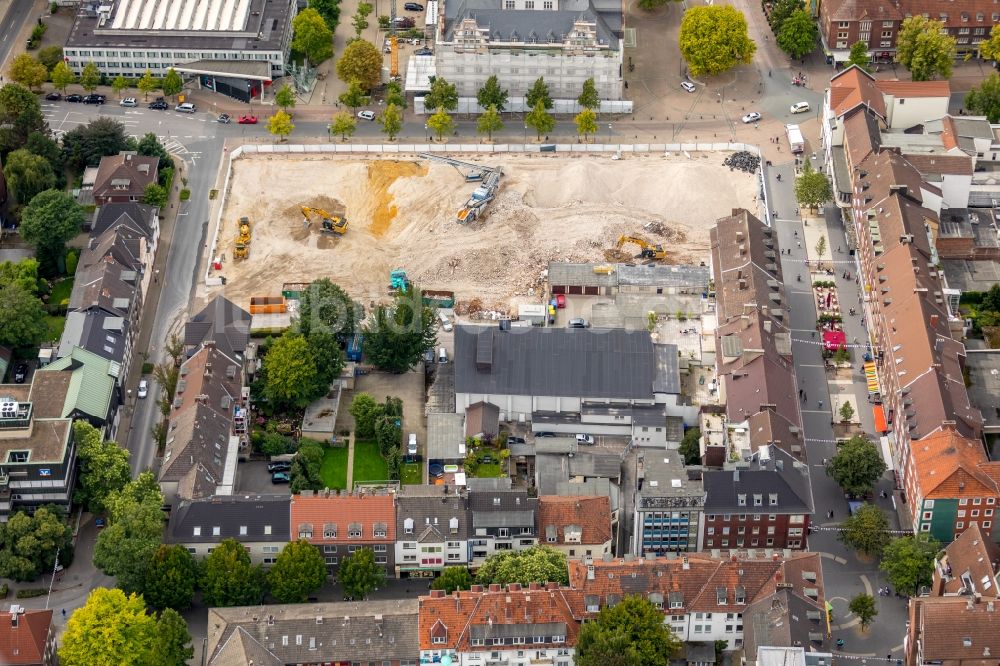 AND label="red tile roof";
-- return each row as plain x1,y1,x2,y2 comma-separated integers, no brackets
901,153,974,177
830,67,887,120
933,523,1000,597
0,610,52,666
537,496,612,546
909,597,1000,665
289,493,396,543
910,430,998,499
875,80,951,99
